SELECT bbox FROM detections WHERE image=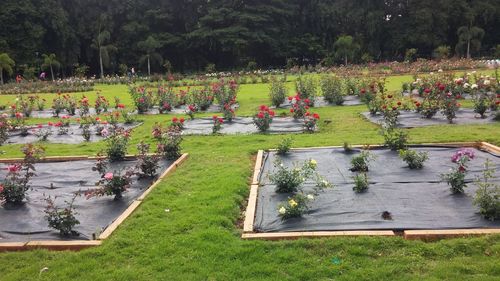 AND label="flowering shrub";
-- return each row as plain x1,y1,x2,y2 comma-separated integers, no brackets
278,193,315,219
153,124,183,160
303,112,320,132
87,158,134,199
64,94,78,115
0,114,11,145
94,93,109,114
104,127,131,162
440,92,460,123
382,128,408,151
52,94,66,117
352,173,369,193
170,117,185,129
212,79,238,105
222,101,236,121
157,86,176,113
269,159,320,193
212,115,224,134
79,96,90,116
350,150,375,172
186,104,197,120
191,87,214,110
269,77,287,107
253,105,275,132
44,195,80,236
295,75,317,103
136,142,160,178
0,79,94,95
33,124,53,141
441,149,475,193
288,95,310,119
130,86,153,113
277,137,293,155
473,159,500,221
399,149,428,169
473,93,489,118
81,124,91,141
0,144,44,204
320,74,344,105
